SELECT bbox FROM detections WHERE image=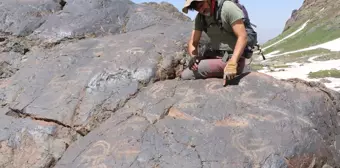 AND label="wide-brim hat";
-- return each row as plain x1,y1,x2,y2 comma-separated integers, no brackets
182,0,204,14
